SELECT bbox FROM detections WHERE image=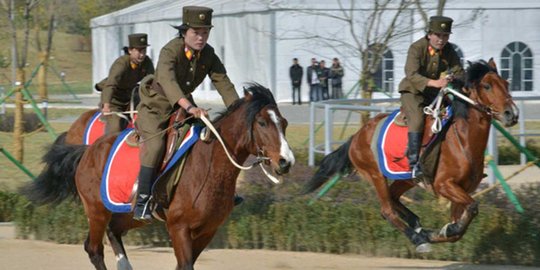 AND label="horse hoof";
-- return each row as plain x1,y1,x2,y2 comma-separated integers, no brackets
416,243,432,253
116,255,133,270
